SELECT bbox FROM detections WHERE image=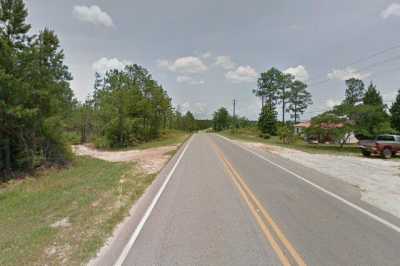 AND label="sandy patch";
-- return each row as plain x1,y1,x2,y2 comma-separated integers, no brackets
240,141,400,219
50,217,71,229
72,145,177,174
